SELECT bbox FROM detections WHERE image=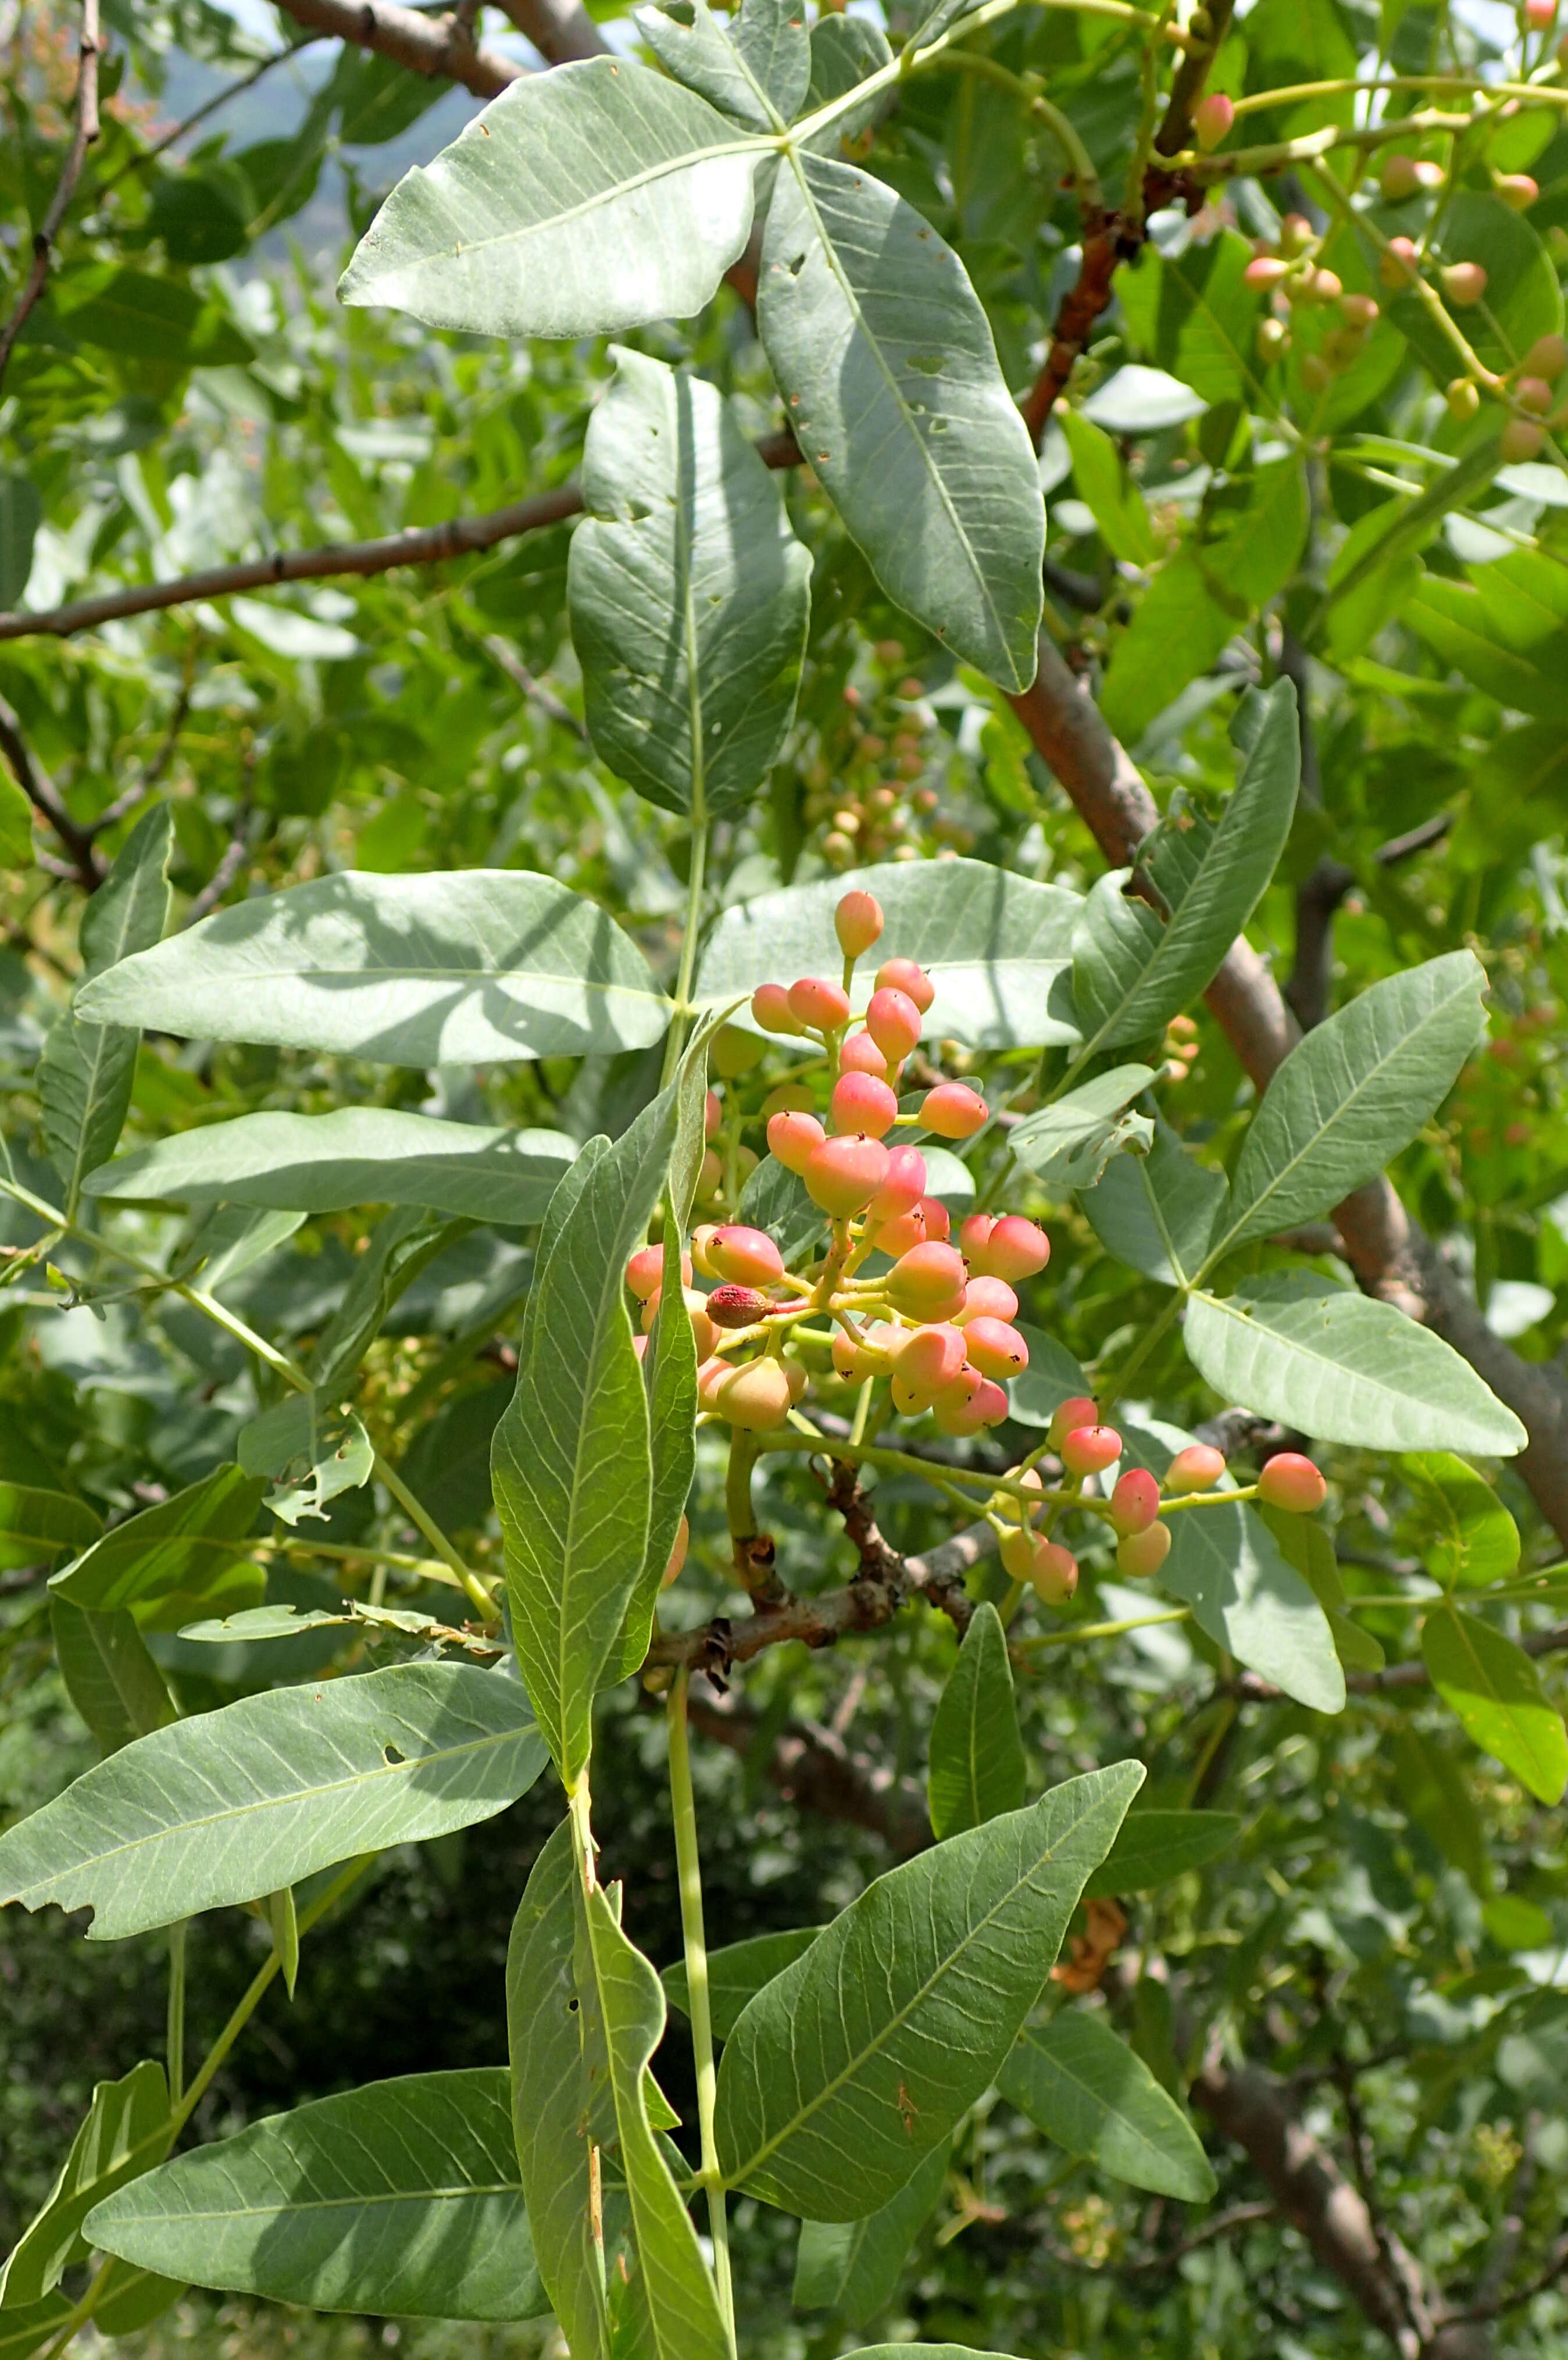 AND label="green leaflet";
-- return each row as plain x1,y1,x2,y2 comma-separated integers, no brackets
1421,1605,1568,1805
1406,1452,1521,1587
1005,1323,1091,1430
0,2295,73,2360
715,1762,1142,2218
1081,1809,1241,1898
1071,681,1299,1056
663,1926,823,2037
1008,1066,1156,1191
1212,951,1488,1256
997,2013,1215,2201
494,1037,709,1782
0,472,42,612
793,2140,949,2323
87,2070,546,2321
570,349,812,820
758,151,1044,691
0,1484,101,1569
583,1885,731,2359
1391,1727,1491,1897
74,869,668,1066
927,1602,1026,1841
0,2060,172,2306
1183,1275,1527,1456
340,60,762,335
1081,1126,1226,1287
0,767,31,867
638,0,808,133
238,1394,375,1527
0,1661,548,1939
1059,410,1155,566
50,1596,176,1757
40,804,172,1214
84,1109,576,1224
49,1462,267,1629
696,858,1081,1052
